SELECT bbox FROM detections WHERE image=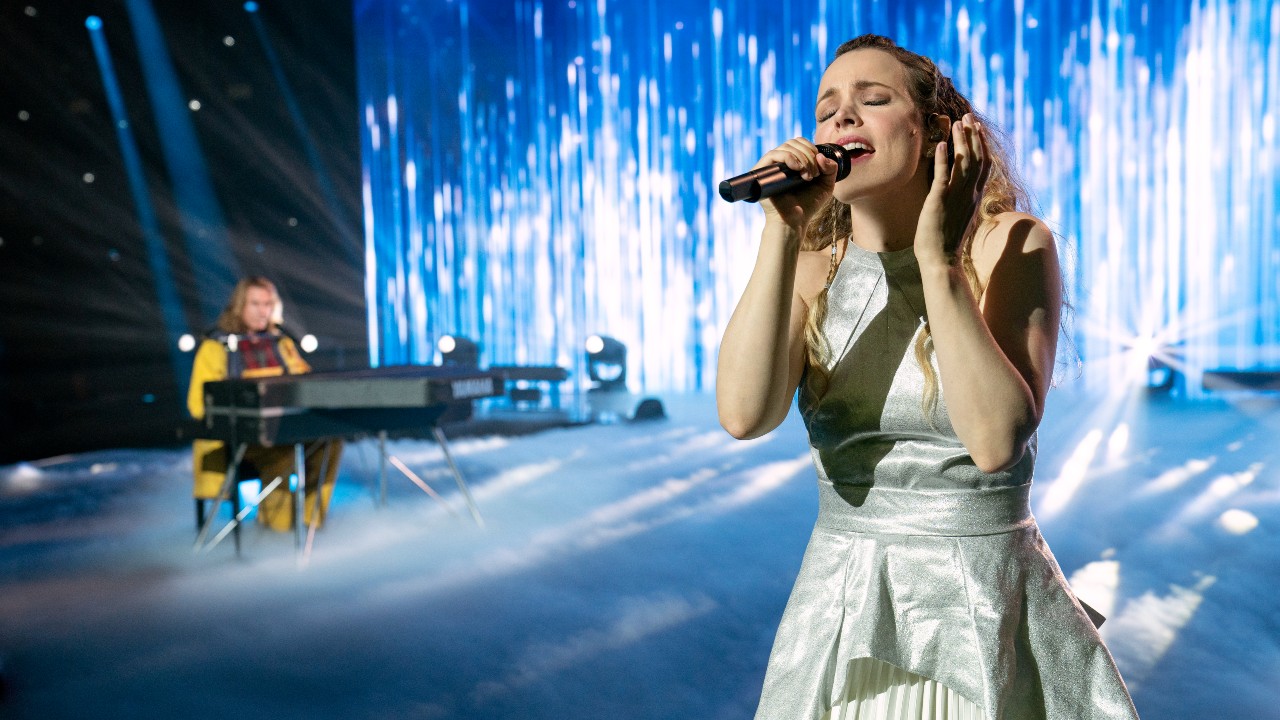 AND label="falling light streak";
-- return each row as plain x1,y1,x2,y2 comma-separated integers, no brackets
358,0,1280,400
